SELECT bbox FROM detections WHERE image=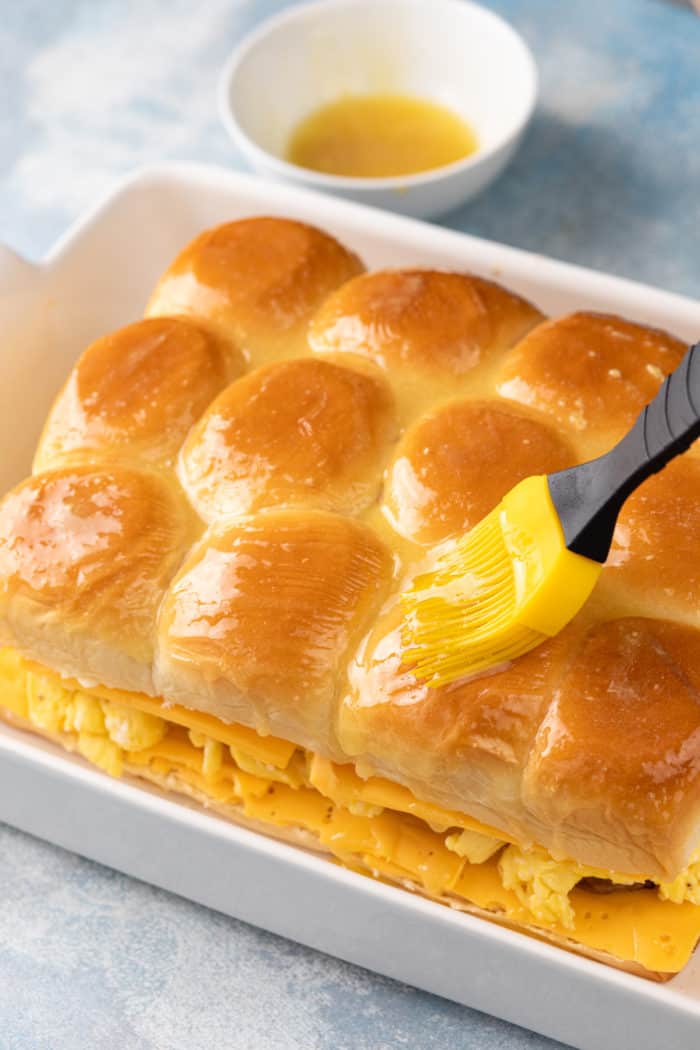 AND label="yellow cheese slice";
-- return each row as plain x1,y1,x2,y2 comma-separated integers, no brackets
450,856,700,974
241,783,332,833
127,726,215,775
233,768,272,800
309,755,512,842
